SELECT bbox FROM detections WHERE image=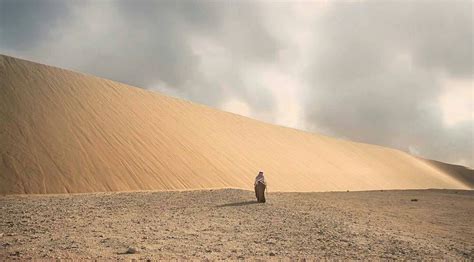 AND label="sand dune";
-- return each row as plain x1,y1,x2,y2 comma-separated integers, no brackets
423,159,474,188
0,55,471,194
